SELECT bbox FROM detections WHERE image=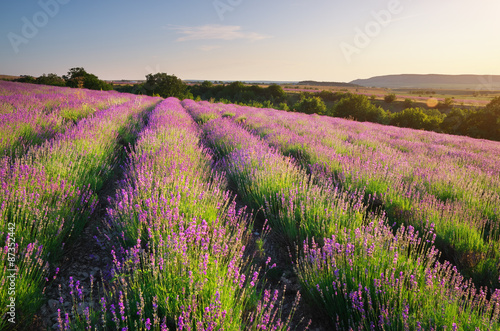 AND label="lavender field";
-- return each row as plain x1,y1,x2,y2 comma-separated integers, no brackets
1,81,499,330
